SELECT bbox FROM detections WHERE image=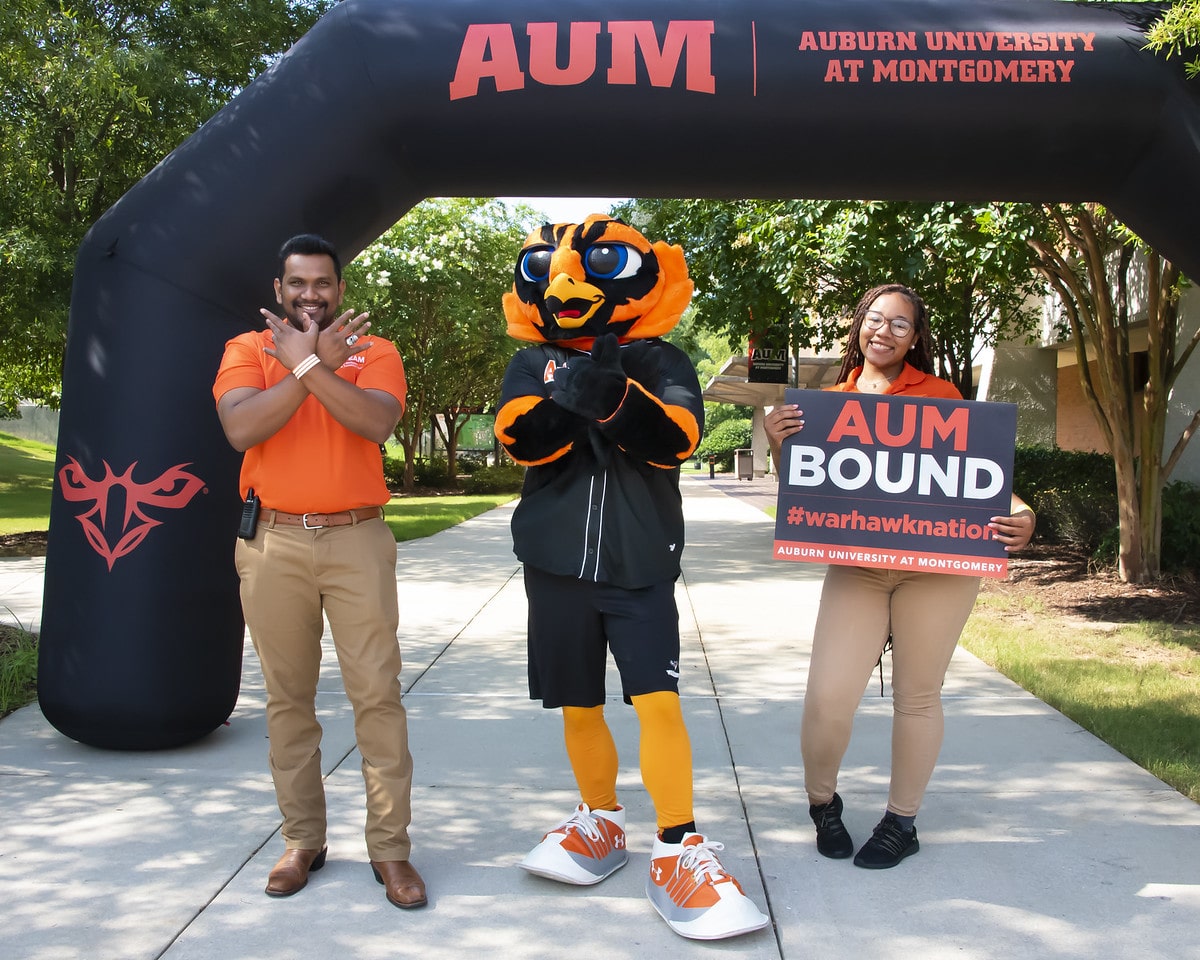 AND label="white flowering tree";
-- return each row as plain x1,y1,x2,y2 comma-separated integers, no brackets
345,197,536,489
